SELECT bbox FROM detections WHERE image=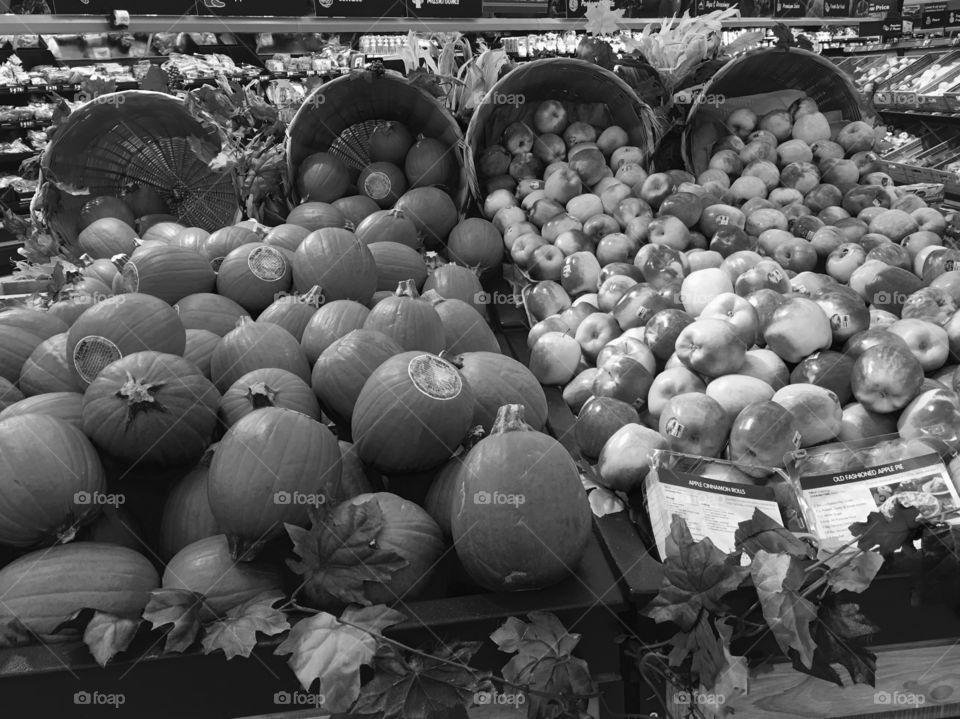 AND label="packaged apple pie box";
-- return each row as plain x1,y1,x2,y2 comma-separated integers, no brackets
784,434,960,548
644,450,813,562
